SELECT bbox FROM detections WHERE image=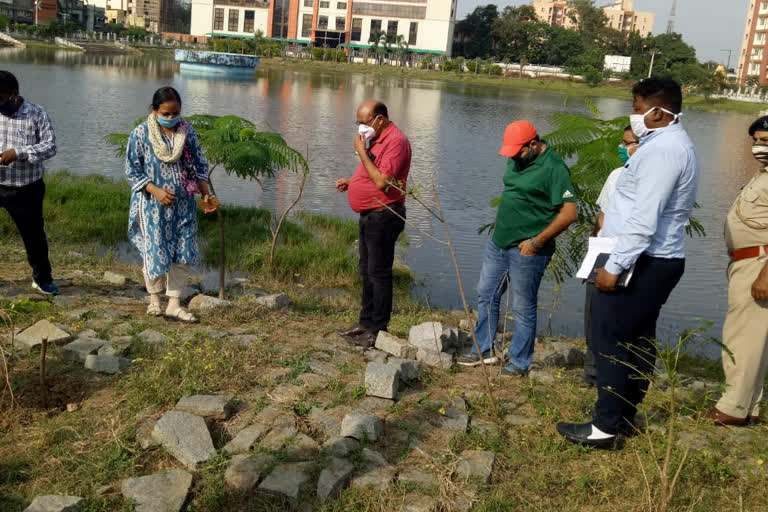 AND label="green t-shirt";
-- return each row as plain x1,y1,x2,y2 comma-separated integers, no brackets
492,146,577,253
